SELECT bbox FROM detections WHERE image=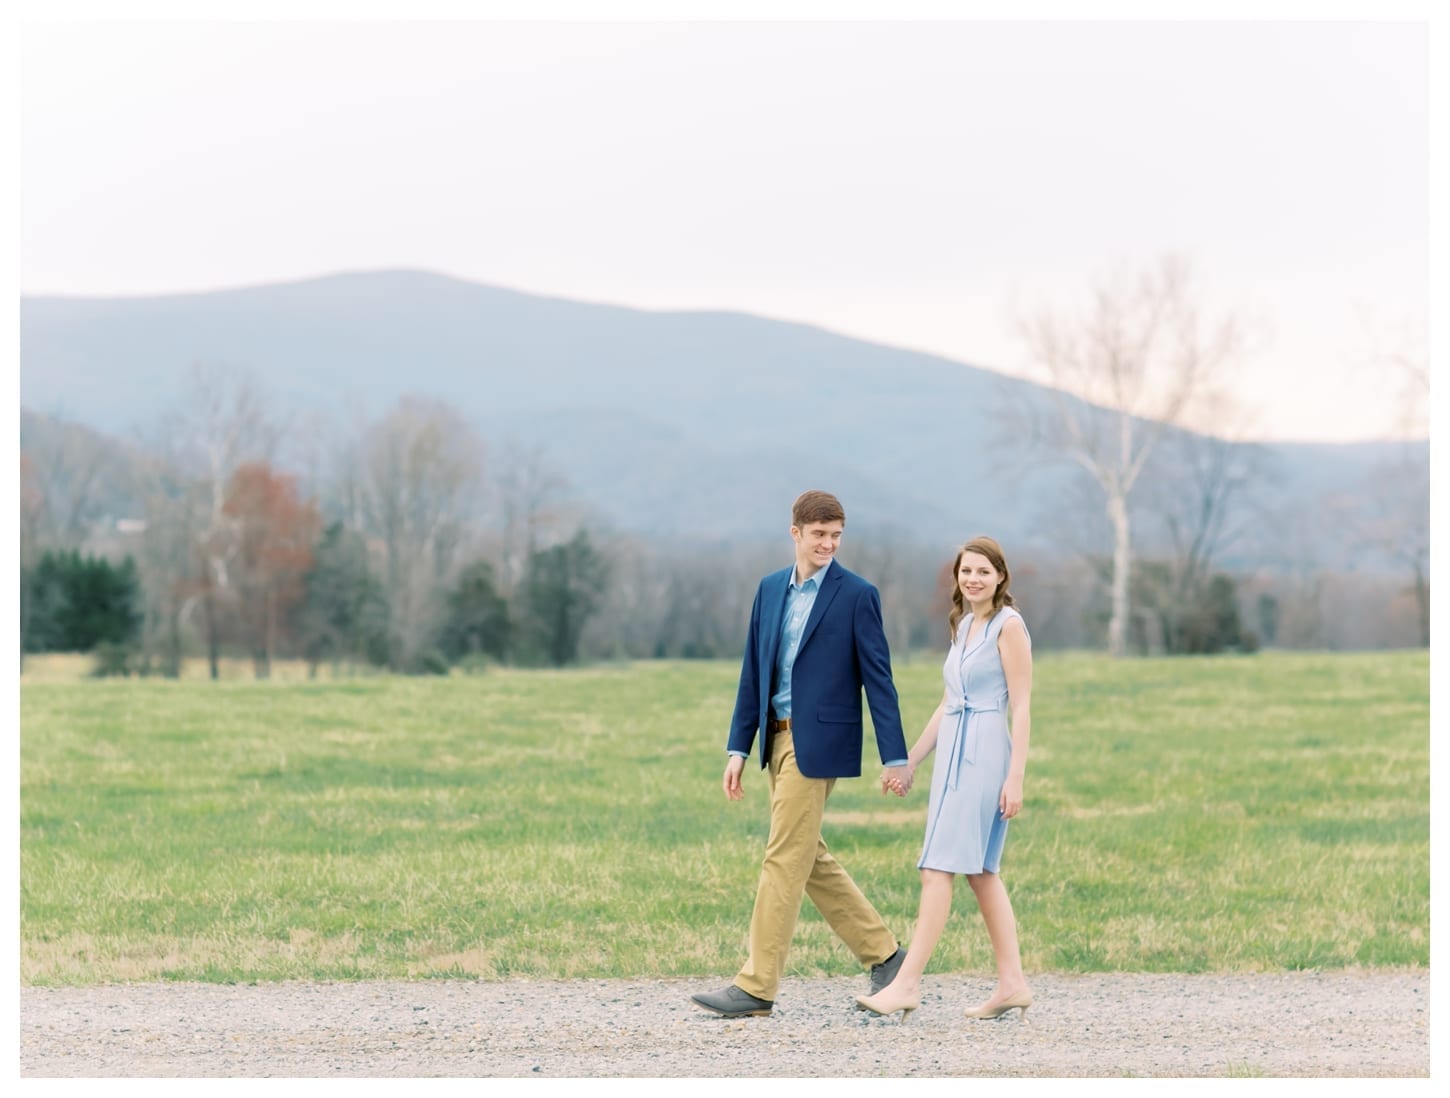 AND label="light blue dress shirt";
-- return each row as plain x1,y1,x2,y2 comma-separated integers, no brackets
729,557,906,768
770,557,830,721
